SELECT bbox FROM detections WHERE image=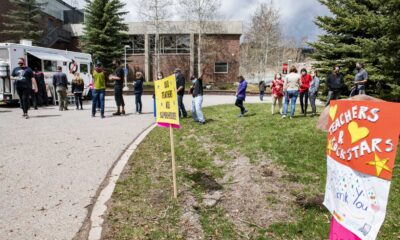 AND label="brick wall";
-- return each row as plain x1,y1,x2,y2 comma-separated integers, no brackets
127,55,145,82
153,54,191,81
200,34,241,84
